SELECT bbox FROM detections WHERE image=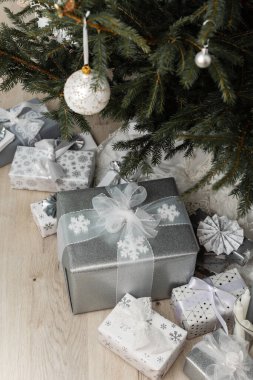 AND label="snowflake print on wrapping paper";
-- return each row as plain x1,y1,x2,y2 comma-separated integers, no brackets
157,204,180,222
44,223,54,231
160,323,167,330
78,155,88,163
117,235,149,261
118,297,131,308
39,214,45,220
169,331,182,343
105,320,111,327
72,170,81,178
68,215,90,235
157,356,164,363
